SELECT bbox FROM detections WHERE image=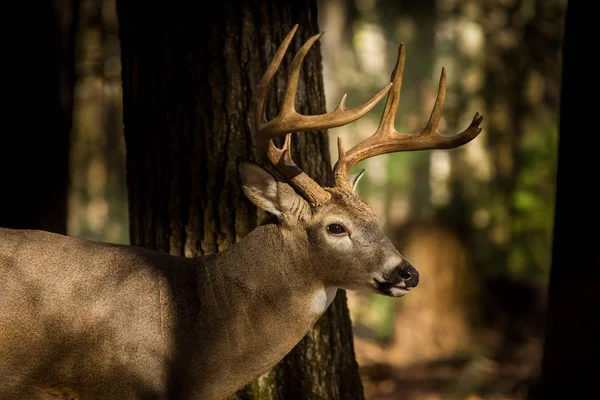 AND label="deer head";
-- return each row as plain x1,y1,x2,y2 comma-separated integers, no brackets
238,25,483,298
